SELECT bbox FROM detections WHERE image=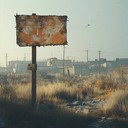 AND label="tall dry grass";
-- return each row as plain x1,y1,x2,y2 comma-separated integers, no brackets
107,66,128,86
40,82,92,102
102,89,128,117
0,80,94,104
0,82,95,128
